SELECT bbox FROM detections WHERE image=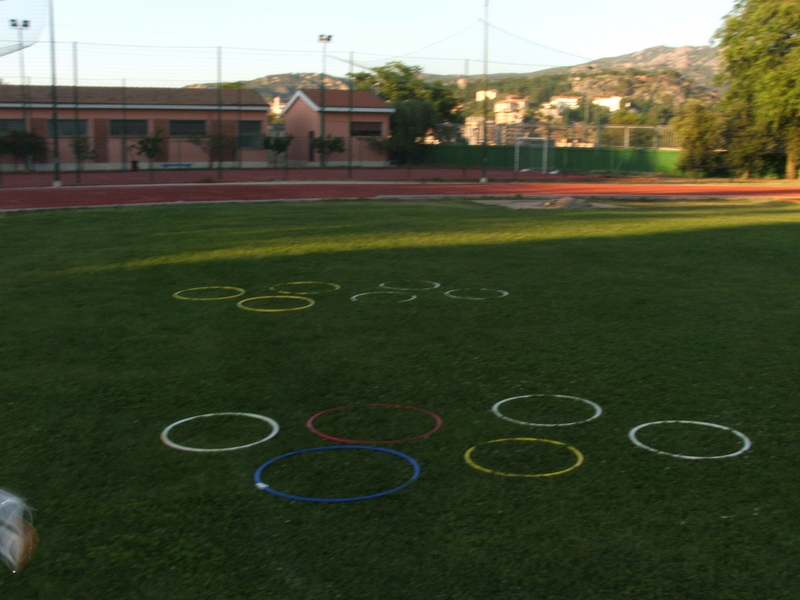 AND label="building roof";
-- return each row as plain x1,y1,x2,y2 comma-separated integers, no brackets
0,85,268,109
283,89,394,115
